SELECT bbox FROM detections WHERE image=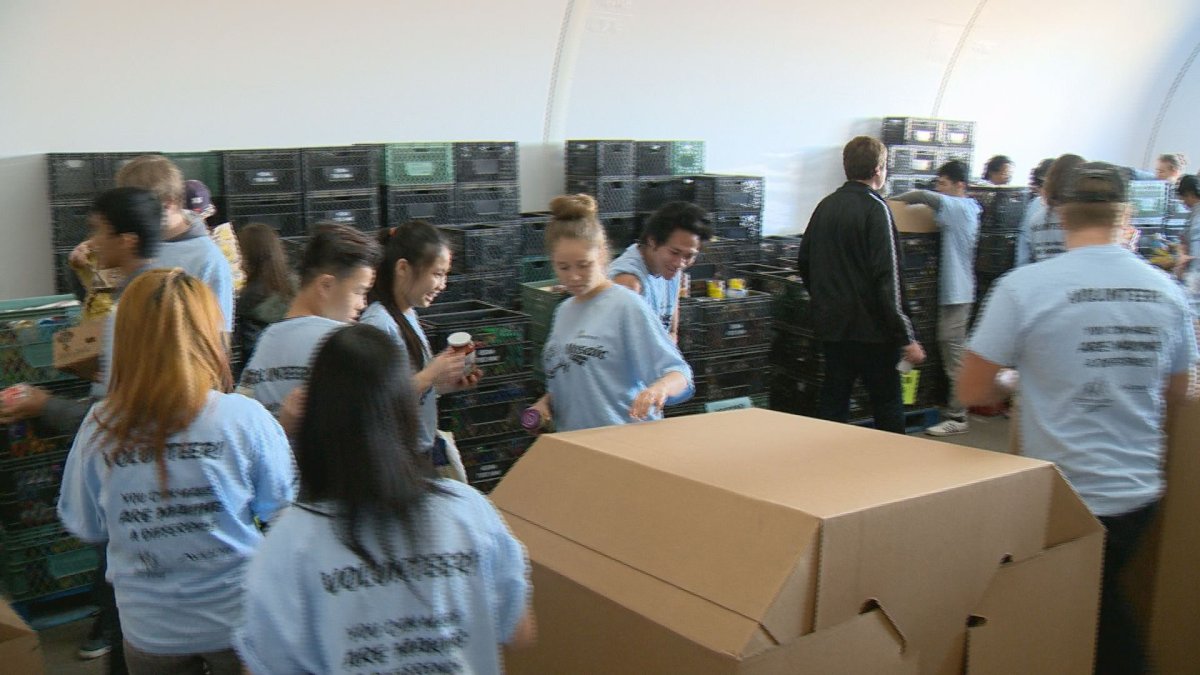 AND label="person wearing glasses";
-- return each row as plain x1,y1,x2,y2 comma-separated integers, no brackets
610,201,713,342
